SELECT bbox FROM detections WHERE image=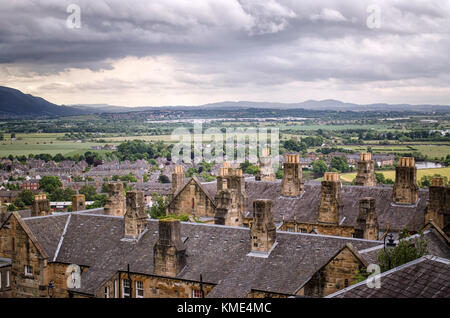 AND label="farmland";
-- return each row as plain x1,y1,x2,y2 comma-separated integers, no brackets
339,167,450,183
